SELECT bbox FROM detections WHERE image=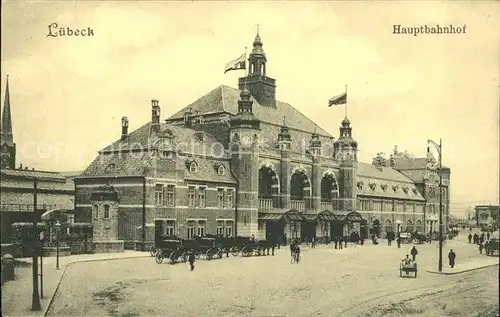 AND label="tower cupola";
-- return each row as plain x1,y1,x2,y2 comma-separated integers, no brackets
151,99,161,133
277,116,292,151
333,117,358,161
230,88,260,129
